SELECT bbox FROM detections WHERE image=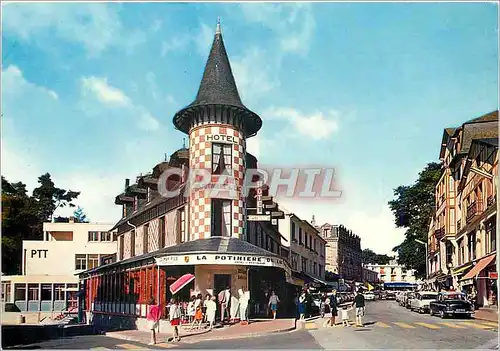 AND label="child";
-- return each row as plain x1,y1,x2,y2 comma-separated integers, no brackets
169,298,182,342
341,305,352,327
